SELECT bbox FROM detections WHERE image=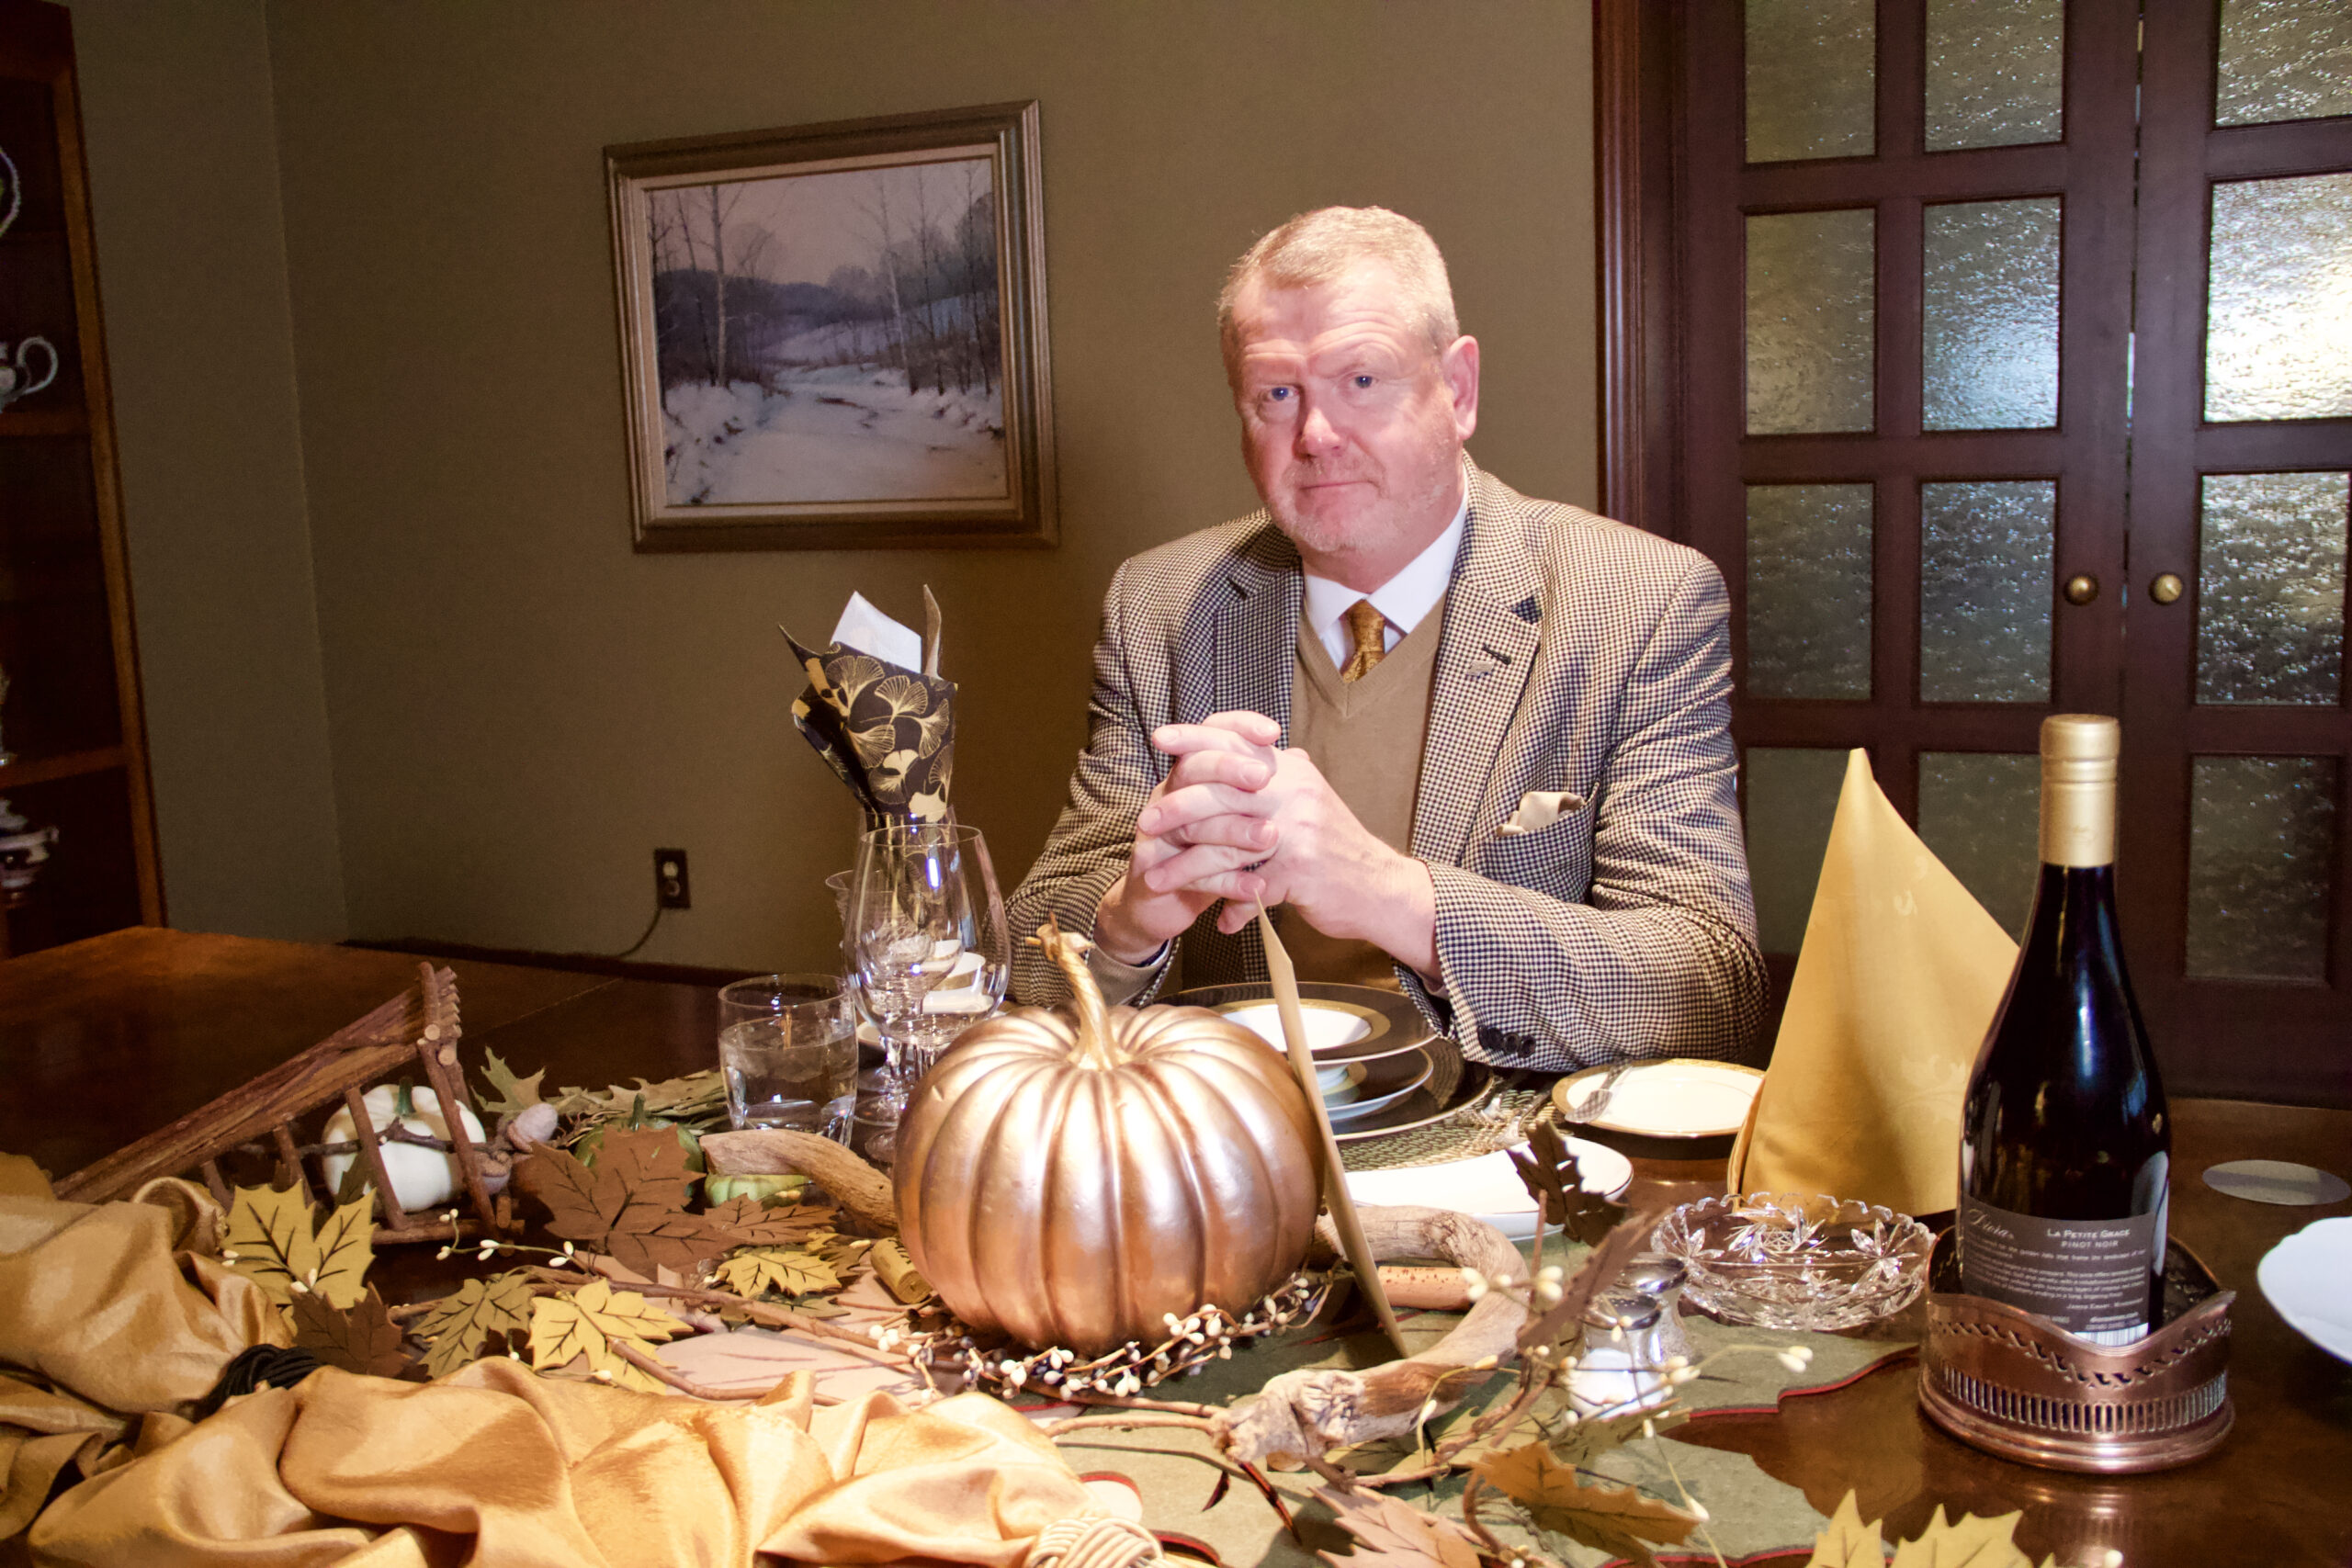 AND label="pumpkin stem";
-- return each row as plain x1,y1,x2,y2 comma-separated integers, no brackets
1036,918,1120,1069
